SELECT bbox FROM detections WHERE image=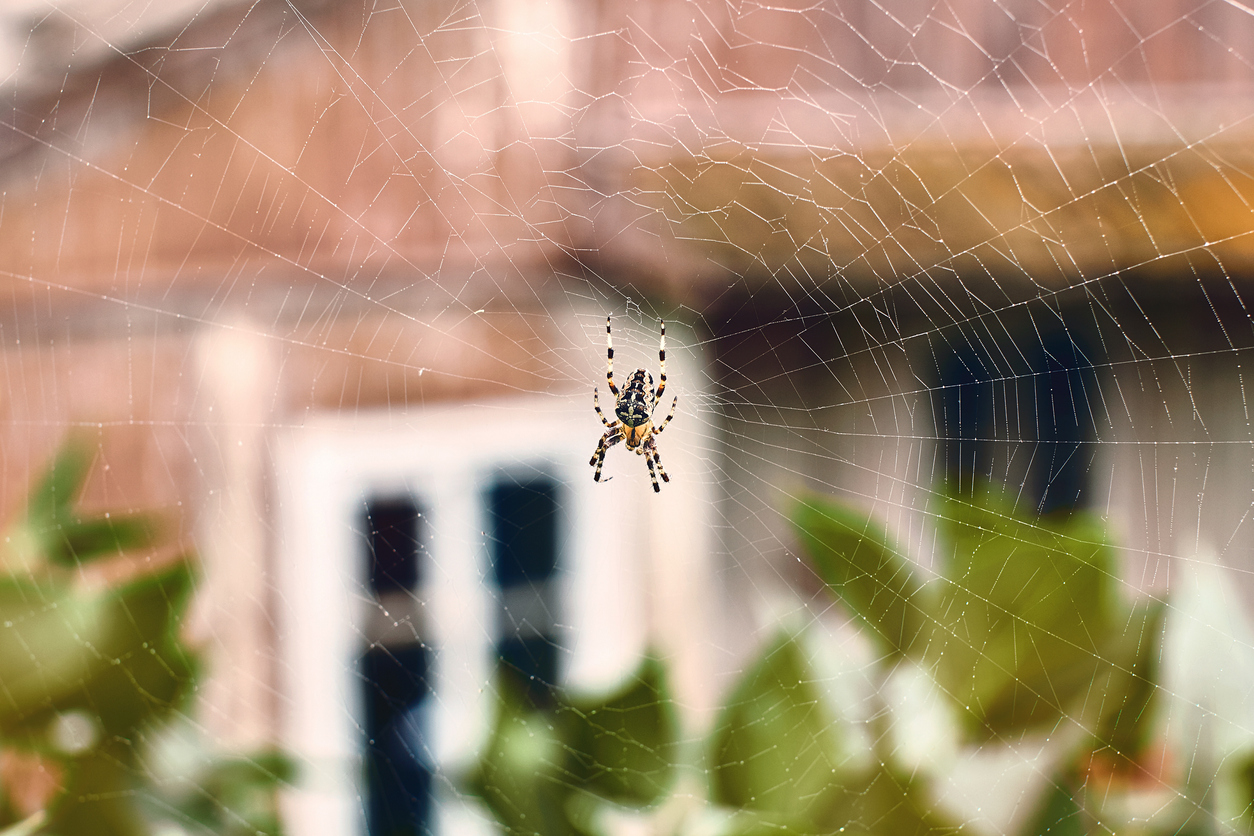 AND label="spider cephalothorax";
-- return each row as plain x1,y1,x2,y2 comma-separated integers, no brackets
590,315,678,492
